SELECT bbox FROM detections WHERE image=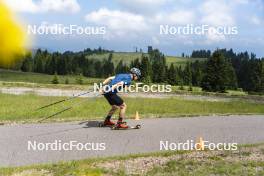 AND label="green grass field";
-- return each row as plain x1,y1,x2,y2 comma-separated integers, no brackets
0,93,263,123
0,69,249,96
0,69,103,85
1,144,264,176
171,85,249,96
166,55,207,66
87,52,142,66
86,52,207,66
